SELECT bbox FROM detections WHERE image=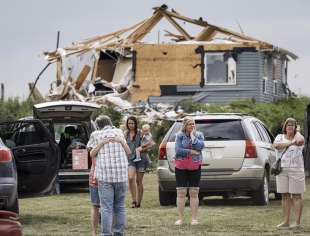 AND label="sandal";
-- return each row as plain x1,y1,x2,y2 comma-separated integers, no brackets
131,201,137,208
191,219,199,226
175,219,183,225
